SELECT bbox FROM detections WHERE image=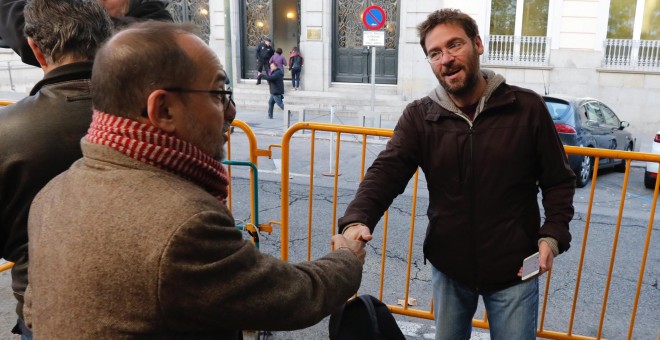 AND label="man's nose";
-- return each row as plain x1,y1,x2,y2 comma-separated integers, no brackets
225,101,237,124
439,52,455,65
